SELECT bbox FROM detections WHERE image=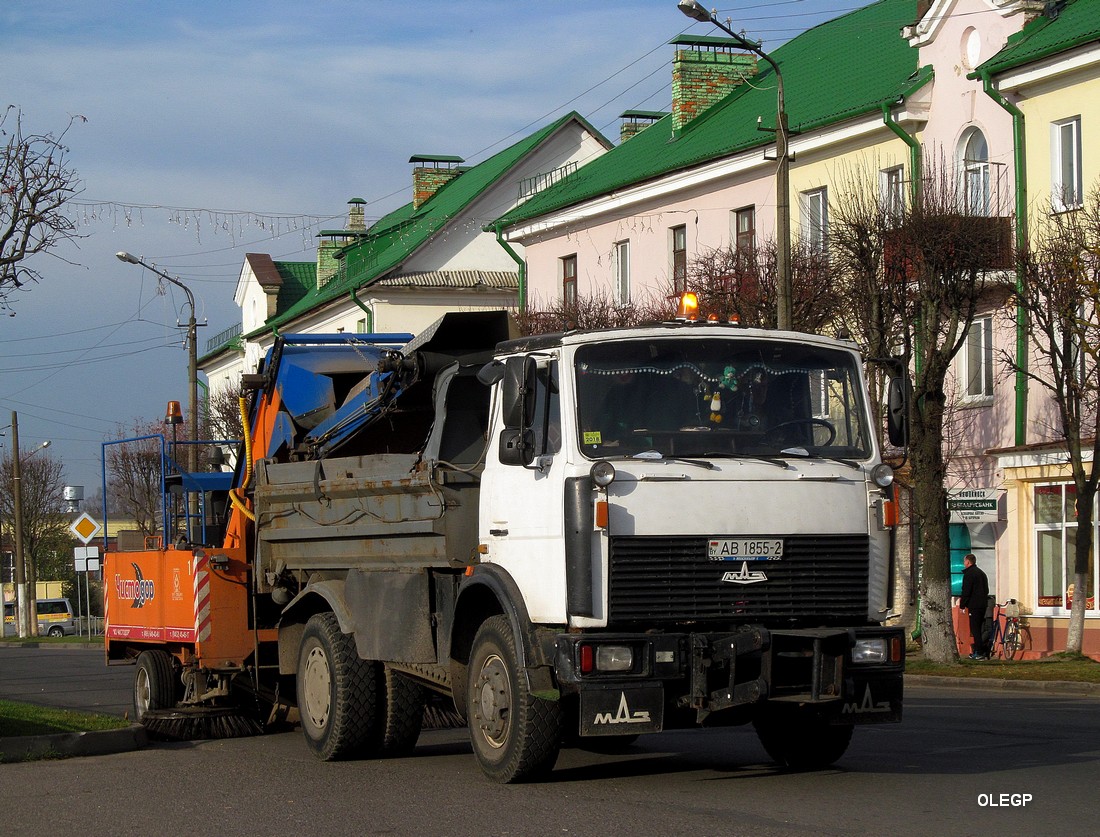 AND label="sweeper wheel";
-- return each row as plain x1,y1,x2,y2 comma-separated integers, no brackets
140,706,263,741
